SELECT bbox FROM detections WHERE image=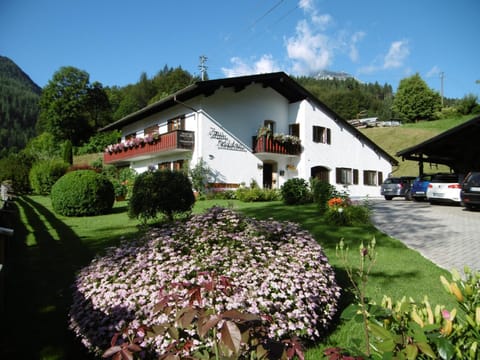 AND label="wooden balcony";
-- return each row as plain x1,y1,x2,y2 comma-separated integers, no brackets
104,130,194,164
252,135,301,156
